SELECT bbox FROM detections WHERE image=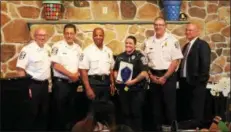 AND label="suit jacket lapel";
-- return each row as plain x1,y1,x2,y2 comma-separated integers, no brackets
188,38,199,56
182,42,190,55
